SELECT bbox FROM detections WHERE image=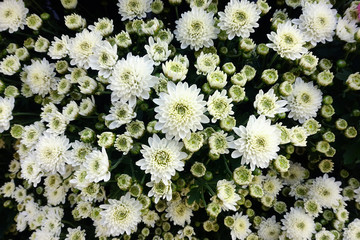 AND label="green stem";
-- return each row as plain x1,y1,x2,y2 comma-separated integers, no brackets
268,53,278,67
61,220,76,227
175,6,179,20
110,157,123,171
204,183,216,196
223,156,232,176
13,112,39,116
200,187,207,208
